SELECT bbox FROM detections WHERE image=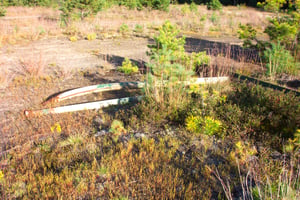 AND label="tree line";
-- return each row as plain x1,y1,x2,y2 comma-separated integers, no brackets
0,0,287,8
